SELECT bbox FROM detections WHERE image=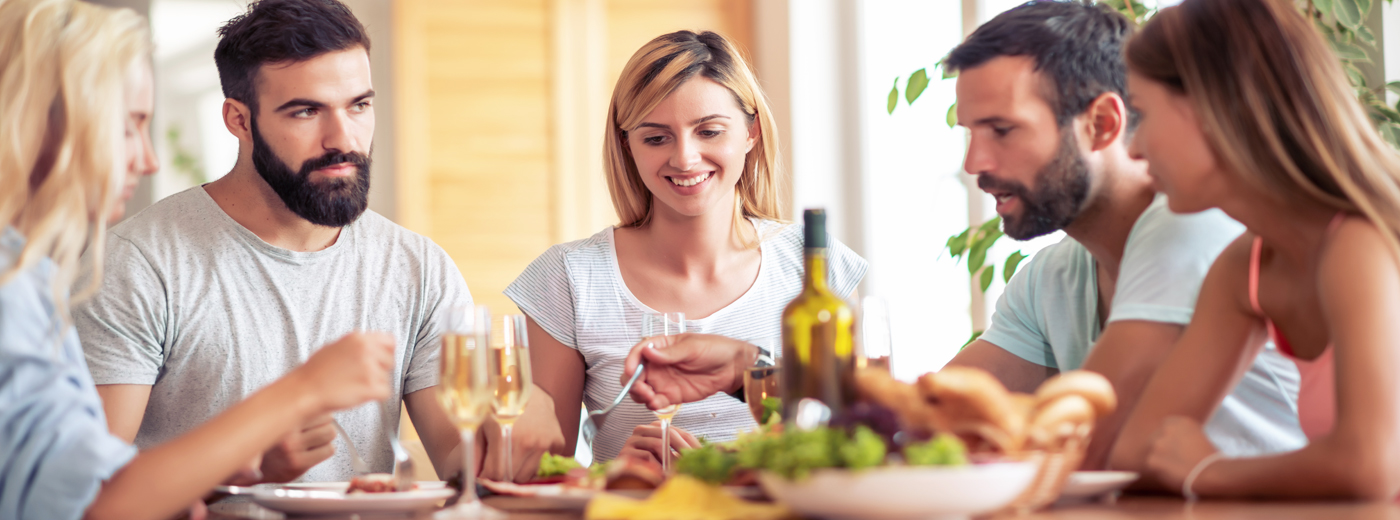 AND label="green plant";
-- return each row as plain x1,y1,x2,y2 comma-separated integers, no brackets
166,125,206,186
888,0,1396,346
